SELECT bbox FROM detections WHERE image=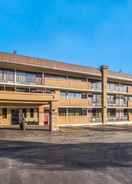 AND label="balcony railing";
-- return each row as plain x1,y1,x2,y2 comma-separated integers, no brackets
92,101,101,107
45,78,91,91
108,116,128,122
91,117,102,123
57,115,89,124
58,99,91,108
108,102,128,107
0,91,54,103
